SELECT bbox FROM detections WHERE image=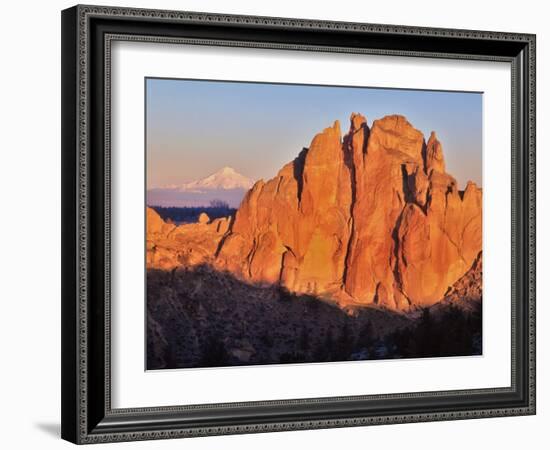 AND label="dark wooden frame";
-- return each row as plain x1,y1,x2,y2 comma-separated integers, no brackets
61,4,536,444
